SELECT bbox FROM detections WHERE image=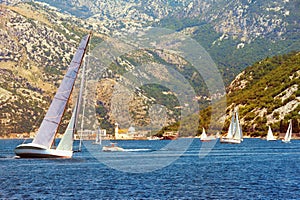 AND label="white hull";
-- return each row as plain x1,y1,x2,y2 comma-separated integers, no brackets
15,143,73,158
200,137,216,142
220,138,241,144
147,137,163,140
200,139,214,142
281,139,291,143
